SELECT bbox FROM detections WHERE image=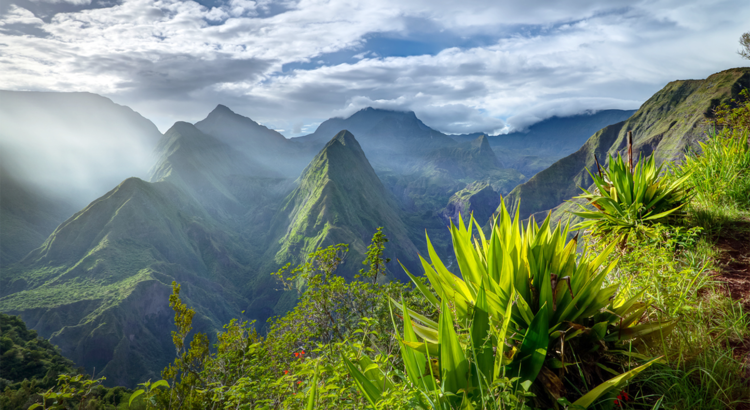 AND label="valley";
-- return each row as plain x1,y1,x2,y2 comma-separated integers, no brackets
1,67,747,391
